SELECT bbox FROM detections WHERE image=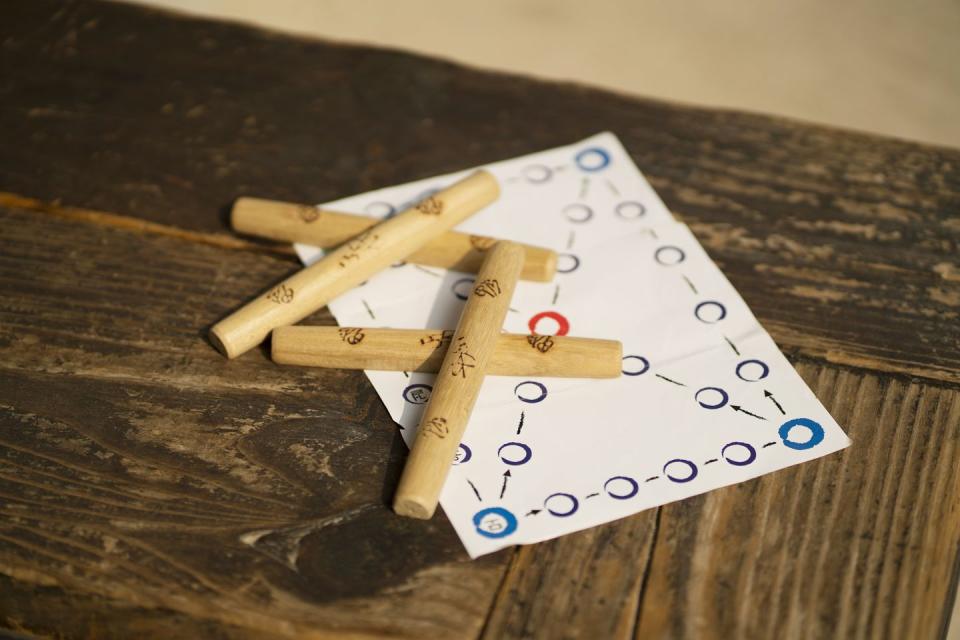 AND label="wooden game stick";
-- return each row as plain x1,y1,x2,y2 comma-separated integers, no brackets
272,326,622,378
231,197,557,282
393,241,524,519
209,171,499,359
